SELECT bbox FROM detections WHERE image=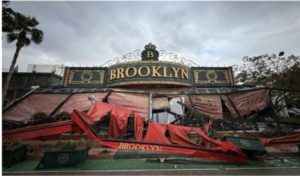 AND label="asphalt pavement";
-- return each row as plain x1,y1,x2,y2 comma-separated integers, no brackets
3,167,300,175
